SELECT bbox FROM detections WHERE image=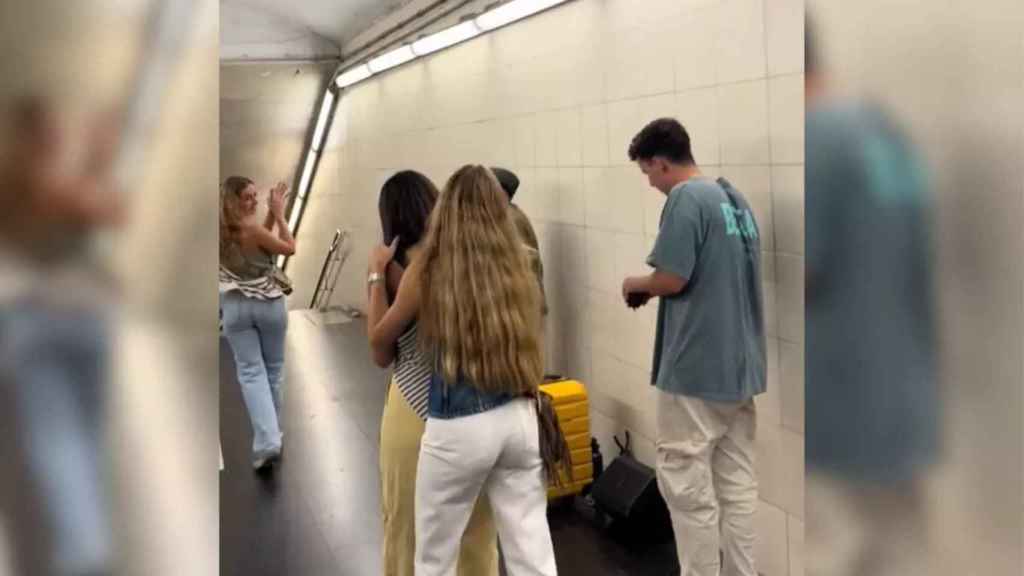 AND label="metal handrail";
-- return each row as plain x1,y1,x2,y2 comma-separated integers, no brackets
310,229,352,312
310,229,342,308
